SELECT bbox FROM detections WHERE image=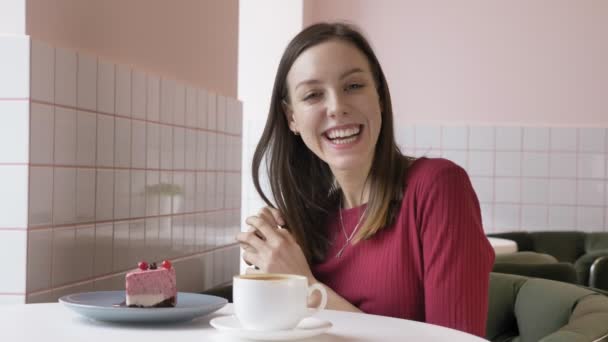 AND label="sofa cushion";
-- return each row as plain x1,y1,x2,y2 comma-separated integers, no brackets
544,294,608,342
585,233,608,253
514,277,594,342
495,251,558,264
530,232,585,263
539,330,600,342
